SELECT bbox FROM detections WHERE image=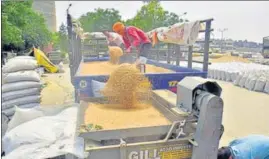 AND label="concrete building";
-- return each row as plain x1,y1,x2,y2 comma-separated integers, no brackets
32,1,57,32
